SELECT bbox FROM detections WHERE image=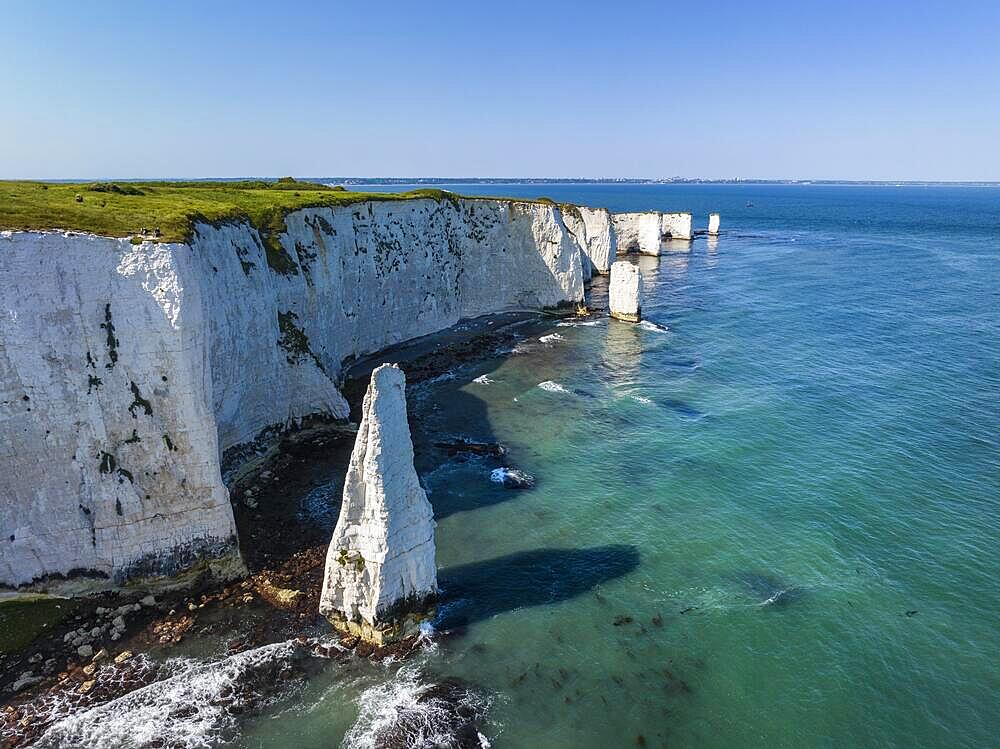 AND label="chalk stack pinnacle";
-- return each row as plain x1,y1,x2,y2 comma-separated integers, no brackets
319,364,437,645
609,261,642,323
708,213,721,236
